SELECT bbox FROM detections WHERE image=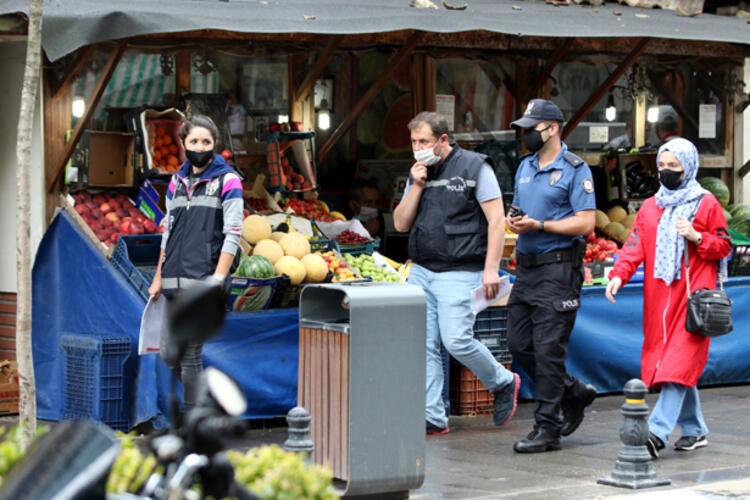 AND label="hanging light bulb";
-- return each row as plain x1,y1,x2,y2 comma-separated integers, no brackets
647,105,660,123
317,98,331,131
605,94,616,122
72,96,85,119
